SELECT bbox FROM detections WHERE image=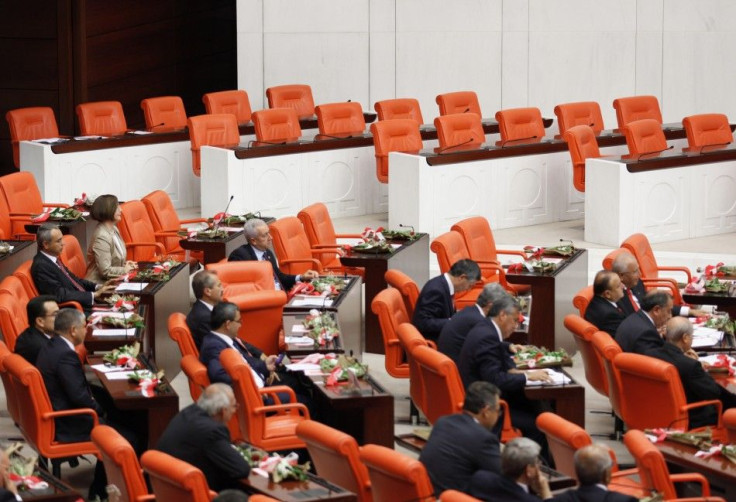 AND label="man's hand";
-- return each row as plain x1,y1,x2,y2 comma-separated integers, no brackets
525,370,554,383
265,355,278,372
689,308,709,318
529,466,552,499
509,344,526,354
93,282,117,299
684,348,700,361
124,260,138,273
301,270,319,281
